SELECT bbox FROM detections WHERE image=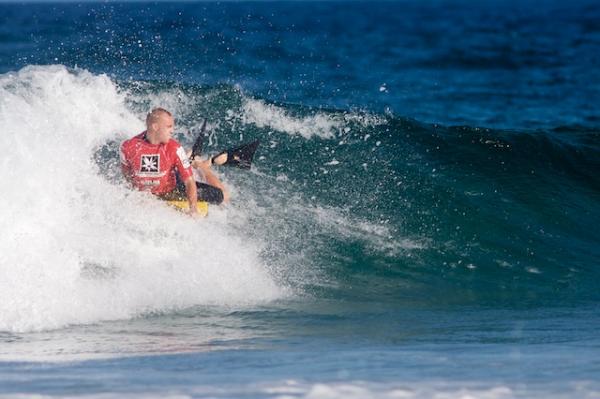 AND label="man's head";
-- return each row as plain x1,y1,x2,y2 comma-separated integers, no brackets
146,108,174,144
